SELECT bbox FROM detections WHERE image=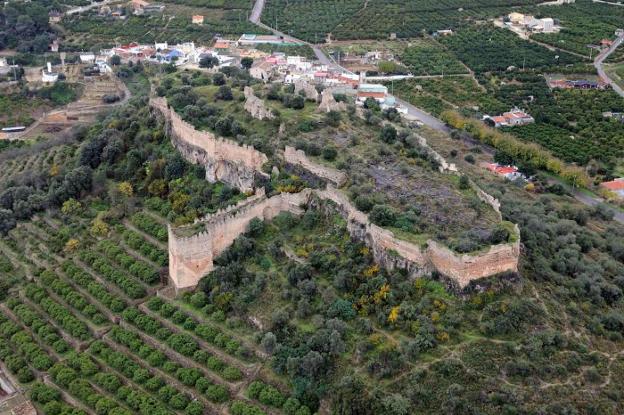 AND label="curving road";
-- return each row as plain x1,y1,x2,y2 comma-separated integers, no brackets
248,0,623,223
595,33,624,98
